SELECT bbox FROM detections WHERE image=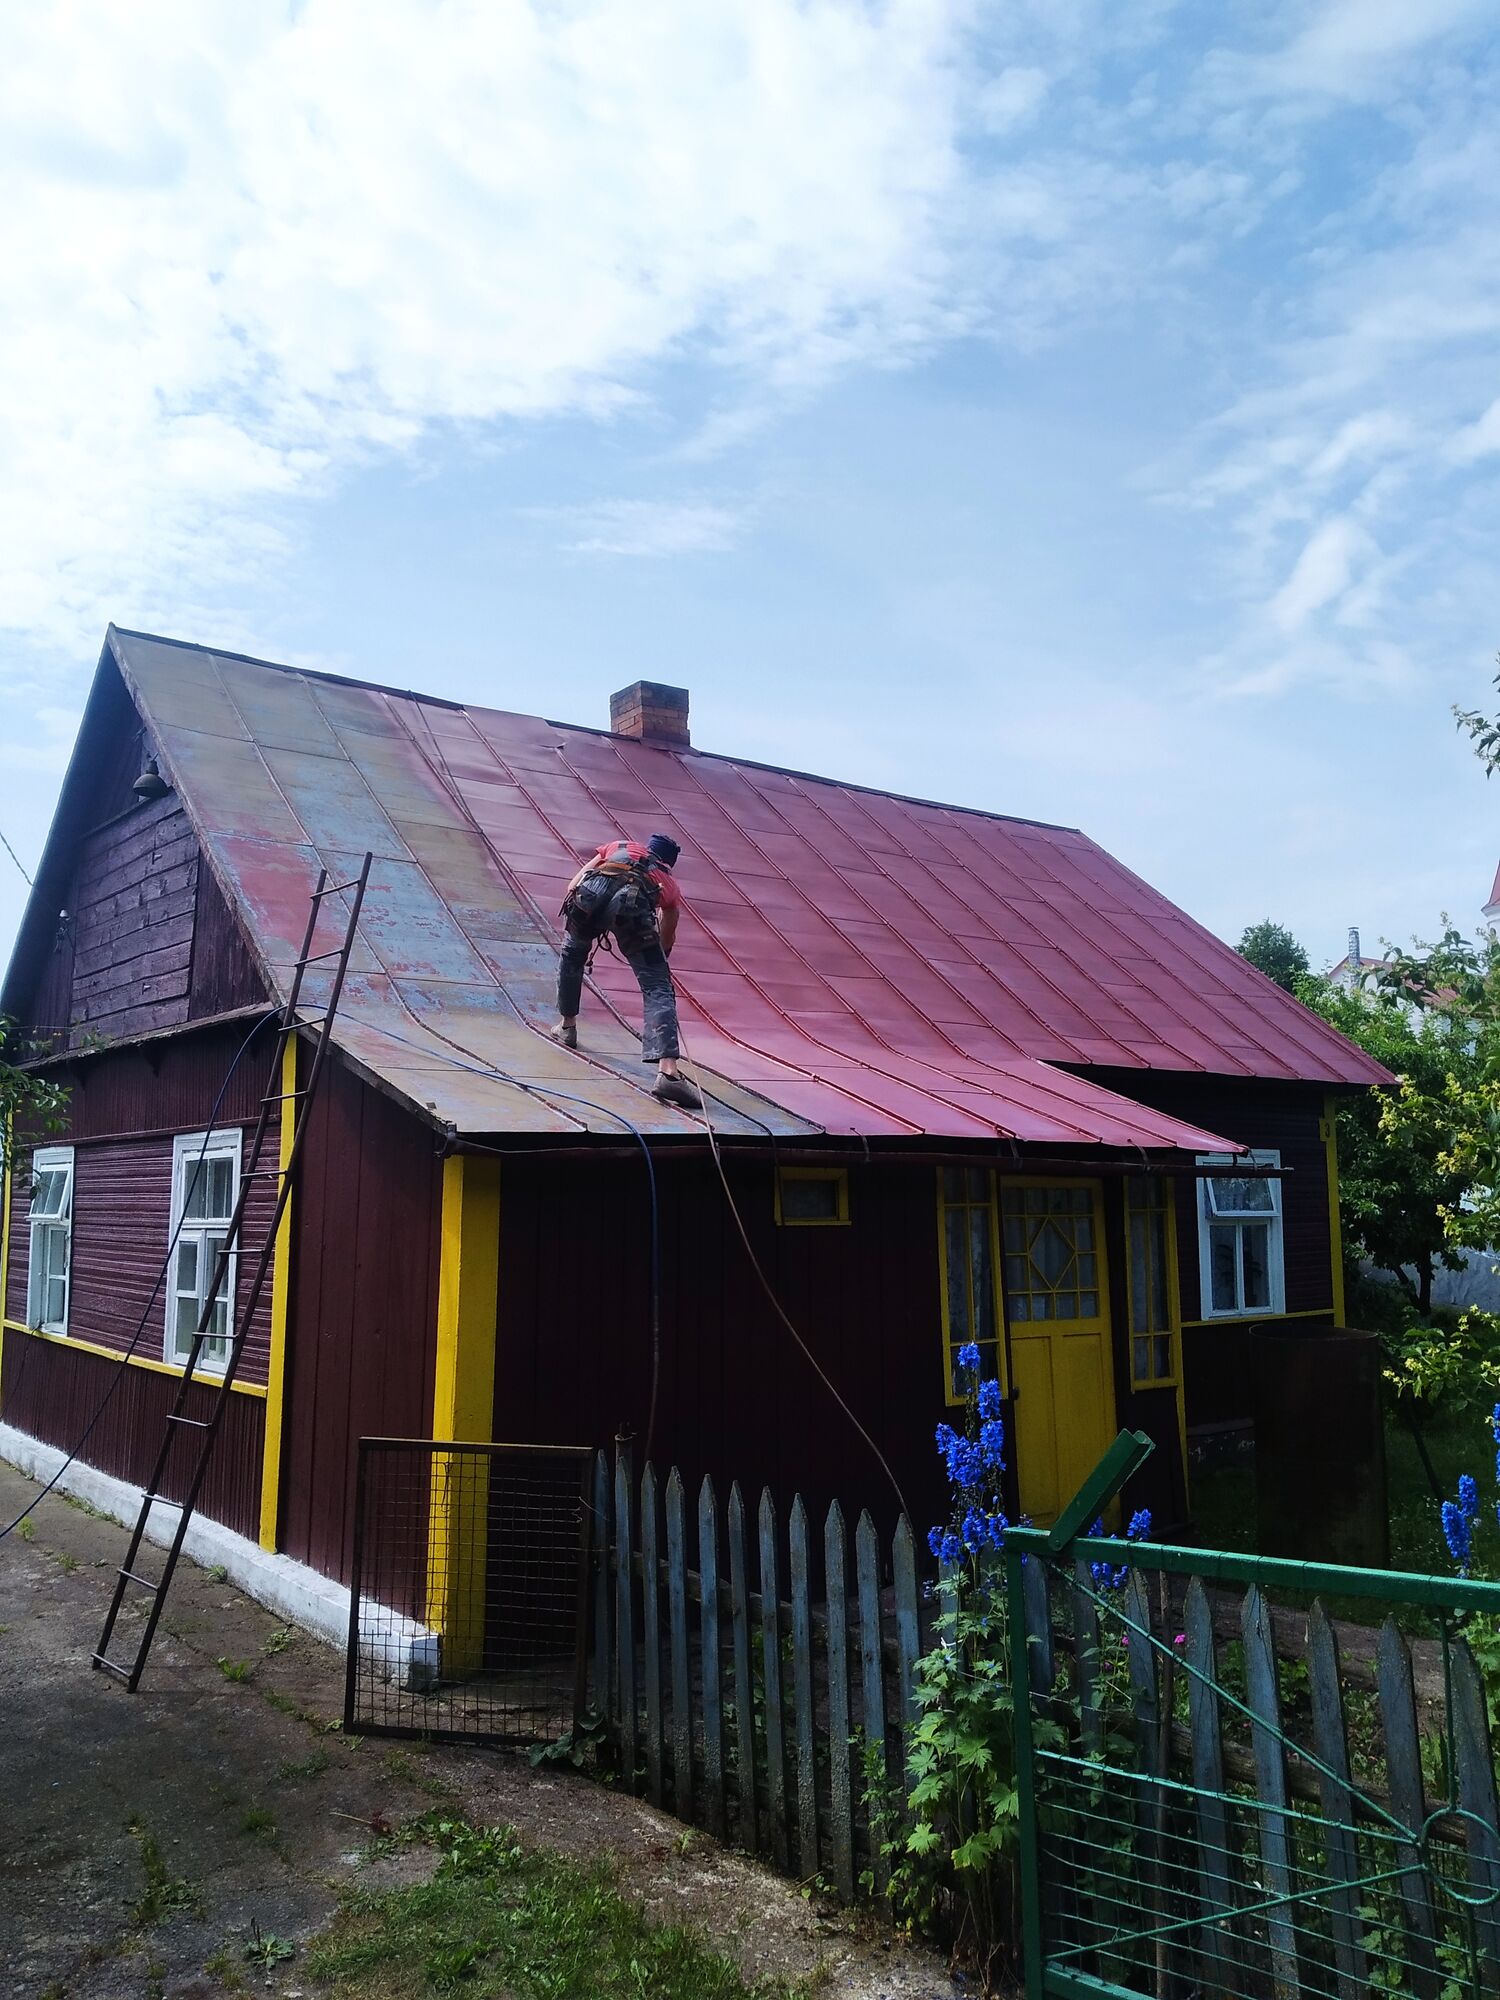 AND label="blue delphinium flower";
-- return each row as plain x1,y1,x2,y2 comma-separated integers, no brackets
927,1526,964,1565
979,1418,1006,1469
1442,1499,1475,1576
957,1341,982,1376
1491,1403,1500,1486
1459,1474,1479,1522
1127,1508,1153,1542
977,1377,1003,1421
